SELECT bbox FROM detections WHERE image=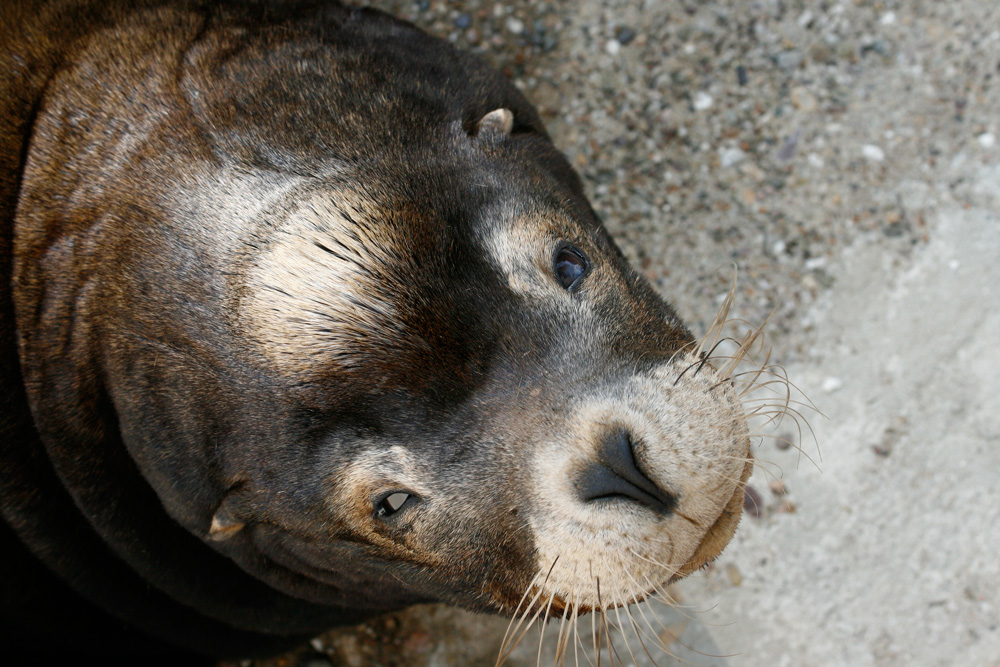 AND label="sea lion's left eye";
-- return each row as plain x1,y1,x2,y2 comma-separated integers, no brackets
553,244,589,291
